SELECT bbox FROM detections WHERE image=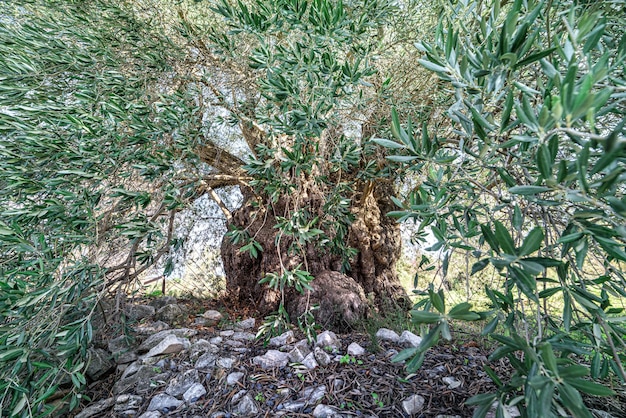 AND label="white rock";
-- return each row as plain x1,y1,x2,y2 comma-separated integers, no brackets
236,318,256,330
137,411,162,418
399,330,422,347
269,330,295,347
235,394,259,415
143,334,188,359
226,372,245,385
194,352,217,369
316,331,340,349
347,342,366,356
313,404,339,418
202,310,223,322
303,385,326,403
289,344,310,363
402,394,425,415
376,328,400,343
302,352,319,369
75,397,115,418
138,328,196,352
209,336,223,345
147,394,182,413
217,357,235,369
183,383,207,403
313,347,332,366
220,330,234,337
165,369,199,397
442,376,462,389
252,350,290,369
231,331,255,341
114,394,143,411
